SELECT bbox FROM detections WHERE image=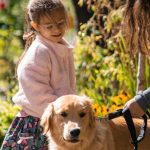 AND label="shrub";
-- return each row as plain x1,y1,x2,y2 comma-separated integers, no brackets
0,100,20,146
75,0,150,106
